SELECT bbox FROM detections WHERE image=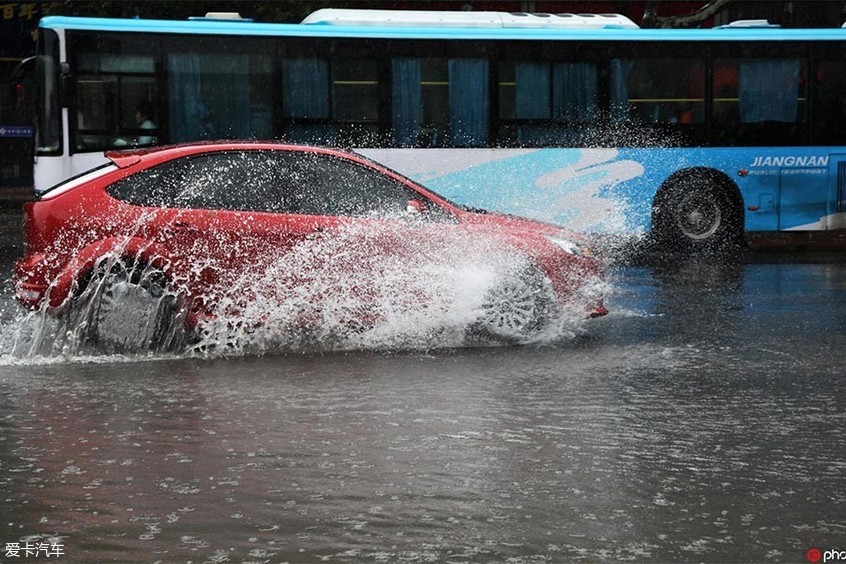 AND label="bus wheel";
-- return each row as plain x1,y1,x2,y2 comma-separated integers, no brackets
72,258,185,353
652,170,743,256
